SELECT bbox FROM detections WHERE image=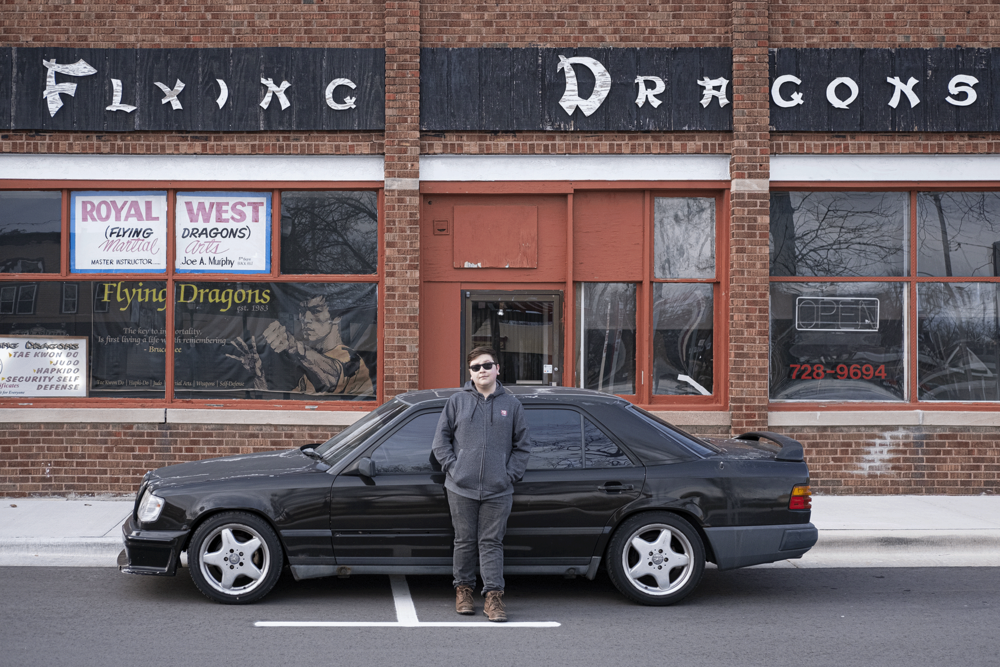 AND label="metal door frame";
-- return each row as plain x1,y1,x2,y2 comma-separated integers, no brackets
460,290,563,387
